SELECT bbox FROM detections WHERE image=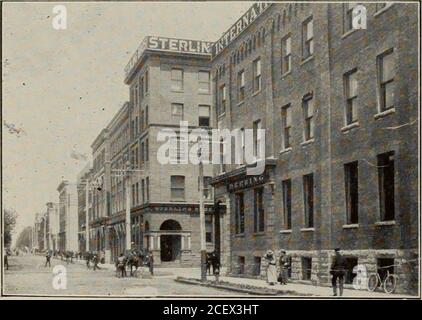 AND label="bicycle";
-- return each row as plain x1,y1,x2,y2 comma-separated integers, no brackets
367,270,398,294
